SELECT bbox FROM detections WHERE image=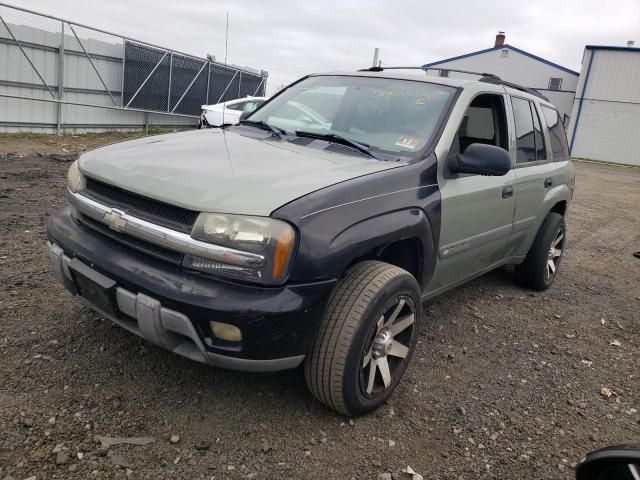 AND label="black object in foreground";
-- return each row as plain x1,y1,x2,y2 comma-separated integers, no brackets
576,445,640,480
